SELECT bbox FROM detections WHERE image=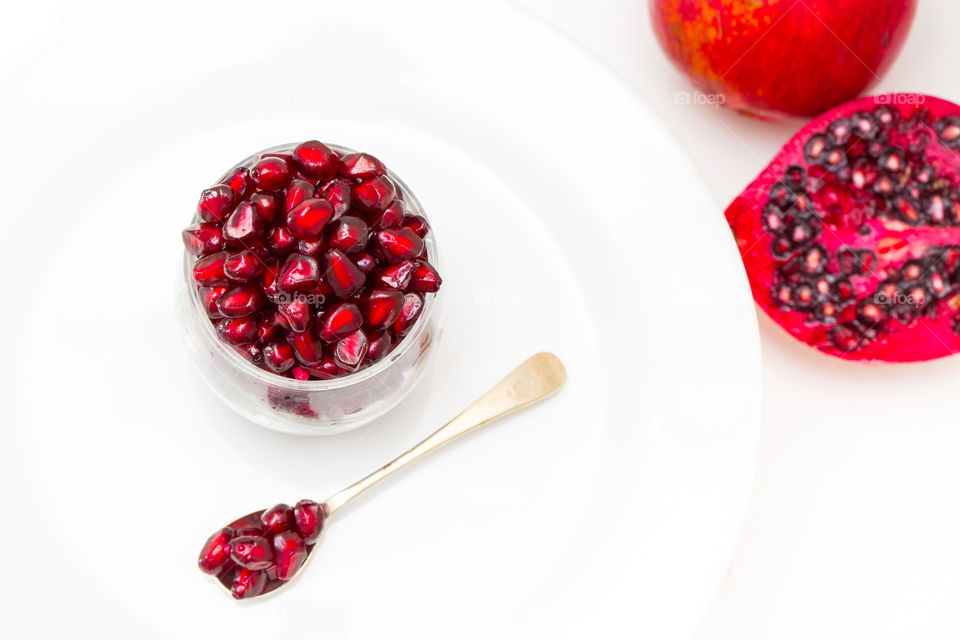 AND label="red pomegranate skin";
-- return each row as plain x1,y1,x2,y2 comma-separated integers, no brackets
649,0,917,119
